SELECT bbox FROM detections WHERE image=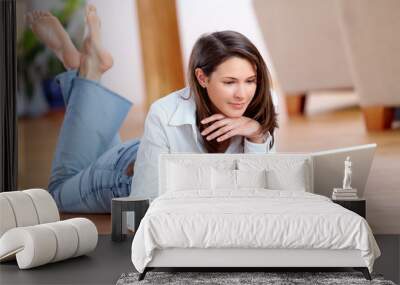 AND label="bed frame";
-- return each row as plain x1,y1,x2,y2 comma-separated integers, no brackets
139,248,371,280
136,153,372,281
